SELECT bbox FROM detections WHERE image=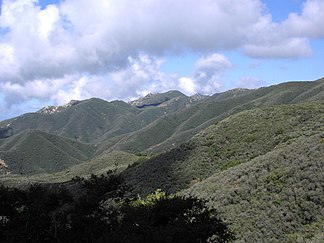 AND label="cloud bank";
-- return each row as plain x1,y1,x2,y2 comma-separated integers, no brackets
0,0,323,110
